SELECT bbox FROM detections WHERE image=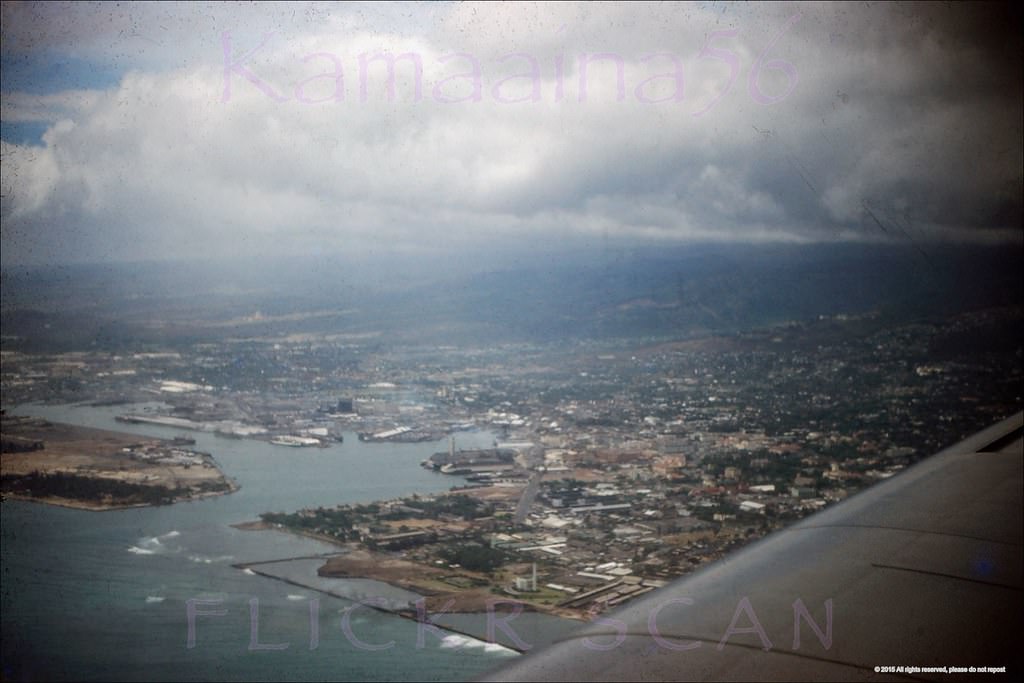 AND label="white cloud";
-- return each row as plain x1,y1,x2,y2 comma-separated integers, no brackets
1,138,60,215
1,1,1021,265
